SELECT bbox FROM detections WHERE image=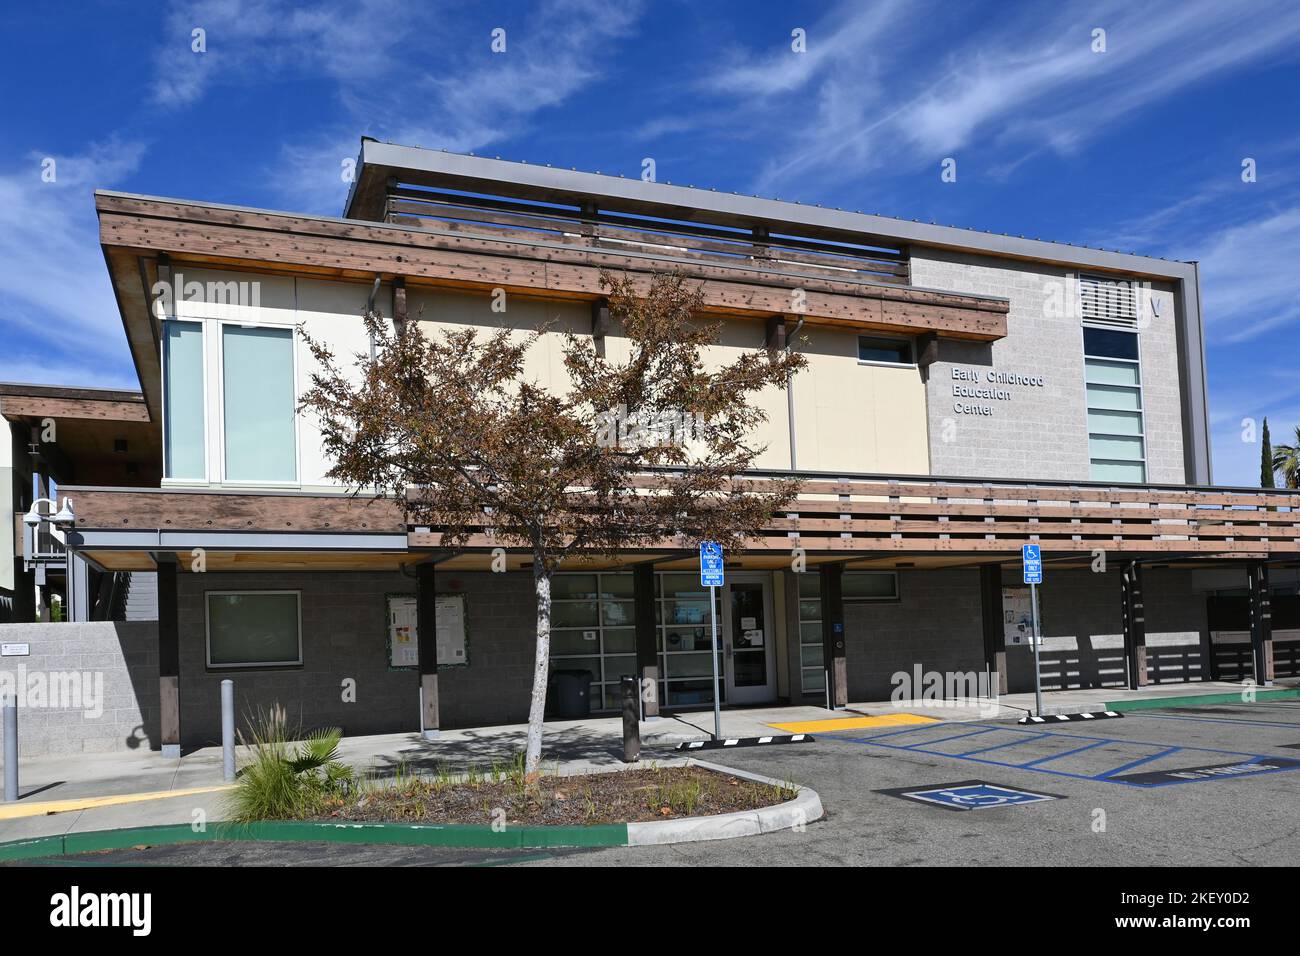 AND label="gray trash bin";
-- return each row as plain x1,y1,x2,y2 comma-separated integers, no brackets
549,669,593,719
